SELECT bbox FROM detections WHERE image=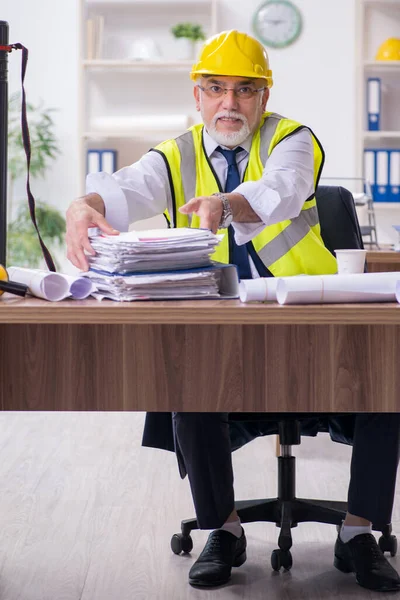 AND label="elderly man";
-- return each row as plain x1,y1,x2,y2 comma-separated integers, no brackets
66,30,400,592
